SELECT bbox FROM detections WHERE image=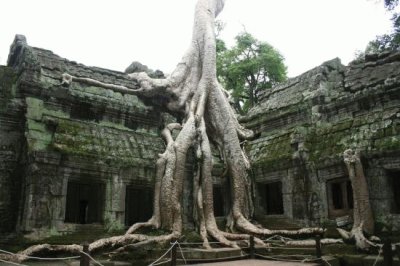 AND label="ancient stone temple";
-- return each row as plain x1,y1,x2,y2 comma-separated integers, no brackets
0,36,169,235
243,52,400,230
1,35,400,236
